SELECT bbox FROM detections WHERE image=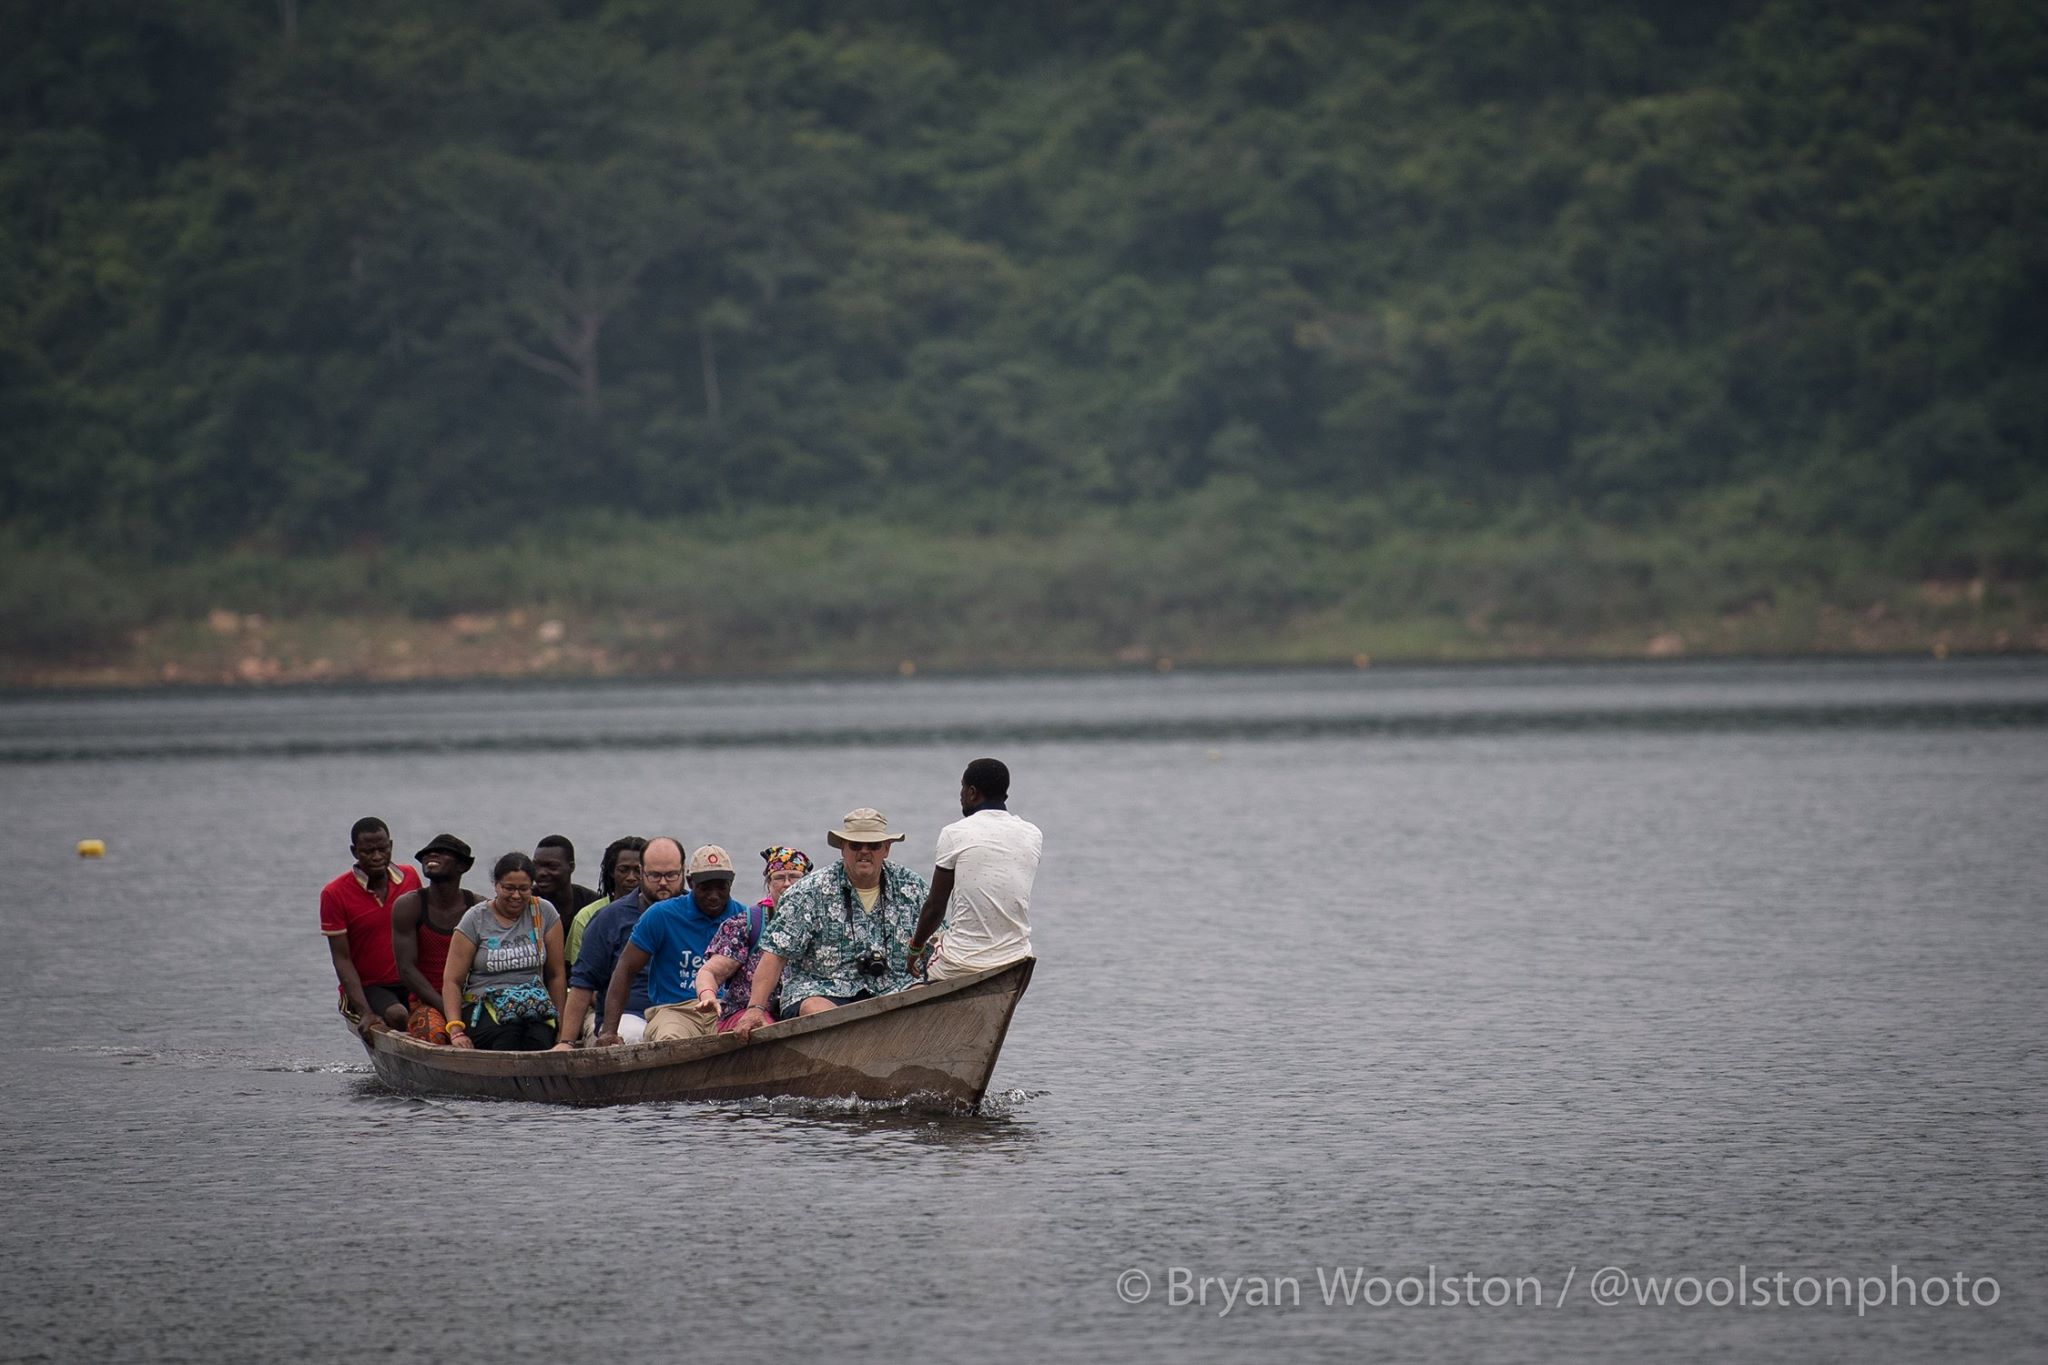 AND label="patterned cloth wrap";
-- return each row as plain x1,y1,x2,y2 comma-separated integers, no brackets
475,980,553,1024
760,846,812,876
407,1001,450,1045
